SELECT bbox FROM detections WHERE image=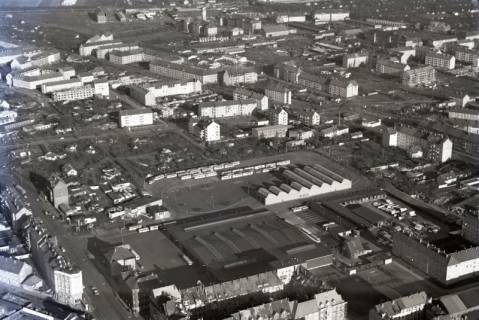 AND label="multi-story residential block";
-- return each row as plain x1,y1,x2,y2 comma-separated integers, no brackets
449,108,479,121
425,52,455,70
329,78,358,98
463,210,479,245
130,79,202,106
271,108,289,125
383,127,452,163
376,58,410,74
343,51,368,68
392,231,479,285
96,44,140,59
402,65,436,87
52,85,95,102
109,49,144,64
369,292,428,320
119,109,154,127
453,45,479,63
150,60,218,84
28,219,83,307
265,84,292,105
298,72,328,92
296,109,320,126
48,174,68,209
52,80,109,101
233,87,269,110
79,33,119,56
41,78,83,94
274,61,301,83
222,68,258,86
252,125,289,139
189,118,221,142
13,71,68,90
0,256,33,287
198,99,257,118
